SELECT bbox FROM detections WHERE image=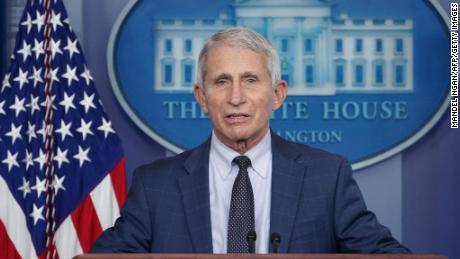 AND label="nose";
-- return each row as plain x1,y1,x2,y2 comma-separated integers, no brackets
229,83,245,106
